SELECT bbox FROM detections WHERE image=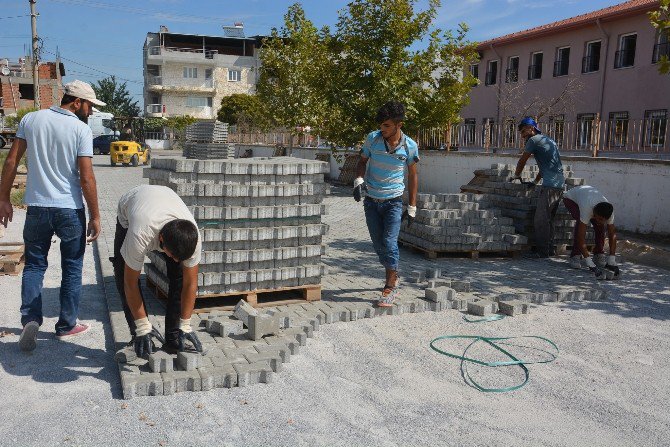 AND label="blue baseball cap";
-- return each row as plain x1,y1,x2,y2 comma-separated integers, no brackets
518,117,542,134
